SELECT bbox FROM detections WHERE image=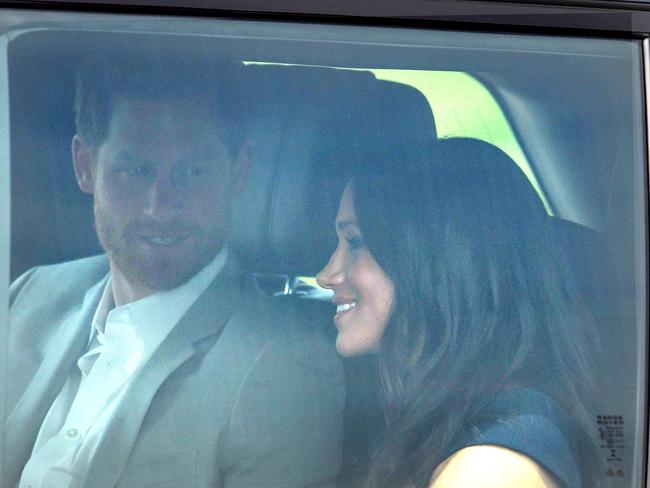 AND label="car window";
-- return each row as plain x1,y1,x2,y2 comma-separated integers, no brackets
371,69,550,211
0,9,646,488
